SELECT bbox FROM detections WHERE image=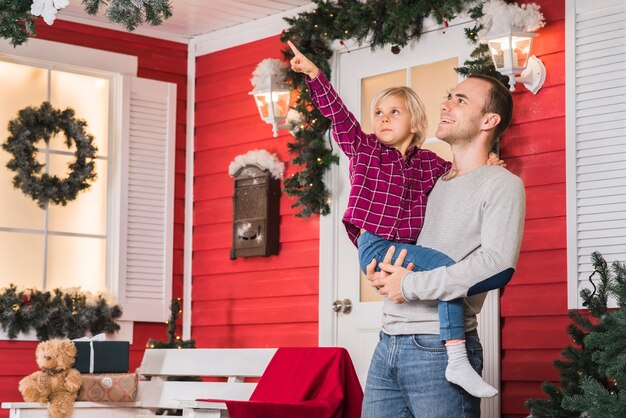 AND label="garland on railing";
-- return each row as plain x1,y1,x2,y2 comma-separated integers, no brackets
280,0,502,217
0,284,122,341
